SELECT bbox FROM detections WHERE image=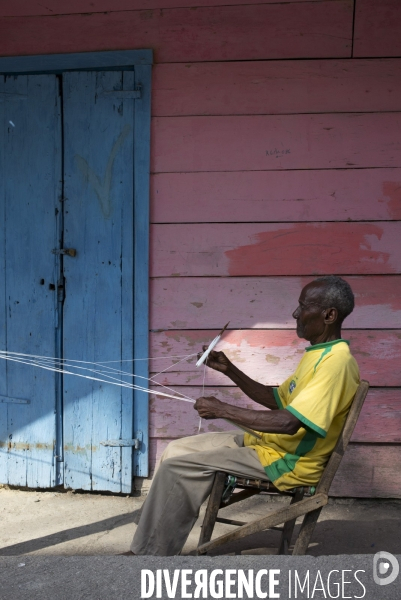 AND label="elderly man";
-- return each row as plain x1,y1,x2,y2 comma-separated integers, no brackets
129,275,359,556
